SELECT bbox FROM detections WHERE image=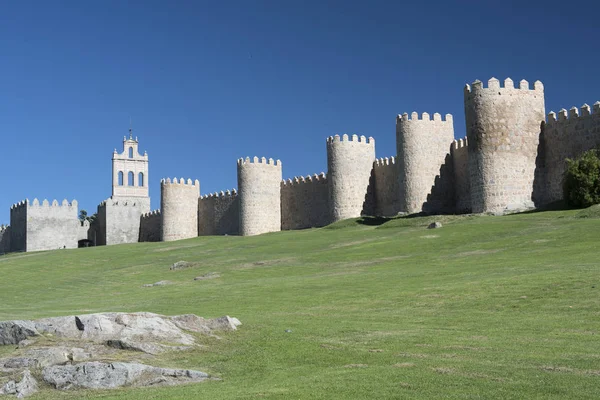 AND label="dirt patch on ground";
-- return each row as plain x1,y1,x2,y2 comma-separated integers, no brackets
396,352,428,359
339,255,412,268
393,363,415,368
452,249,504,257
420,235,439,239
233,258,296,270
329,239,379,249
432,367,454,374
